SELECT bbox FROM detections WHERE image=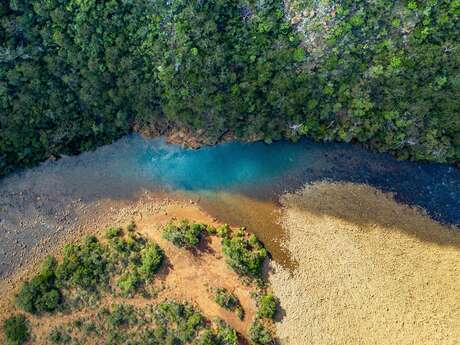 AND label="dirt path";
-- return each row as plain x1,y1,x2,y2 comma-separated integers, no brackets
270,182,460,345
